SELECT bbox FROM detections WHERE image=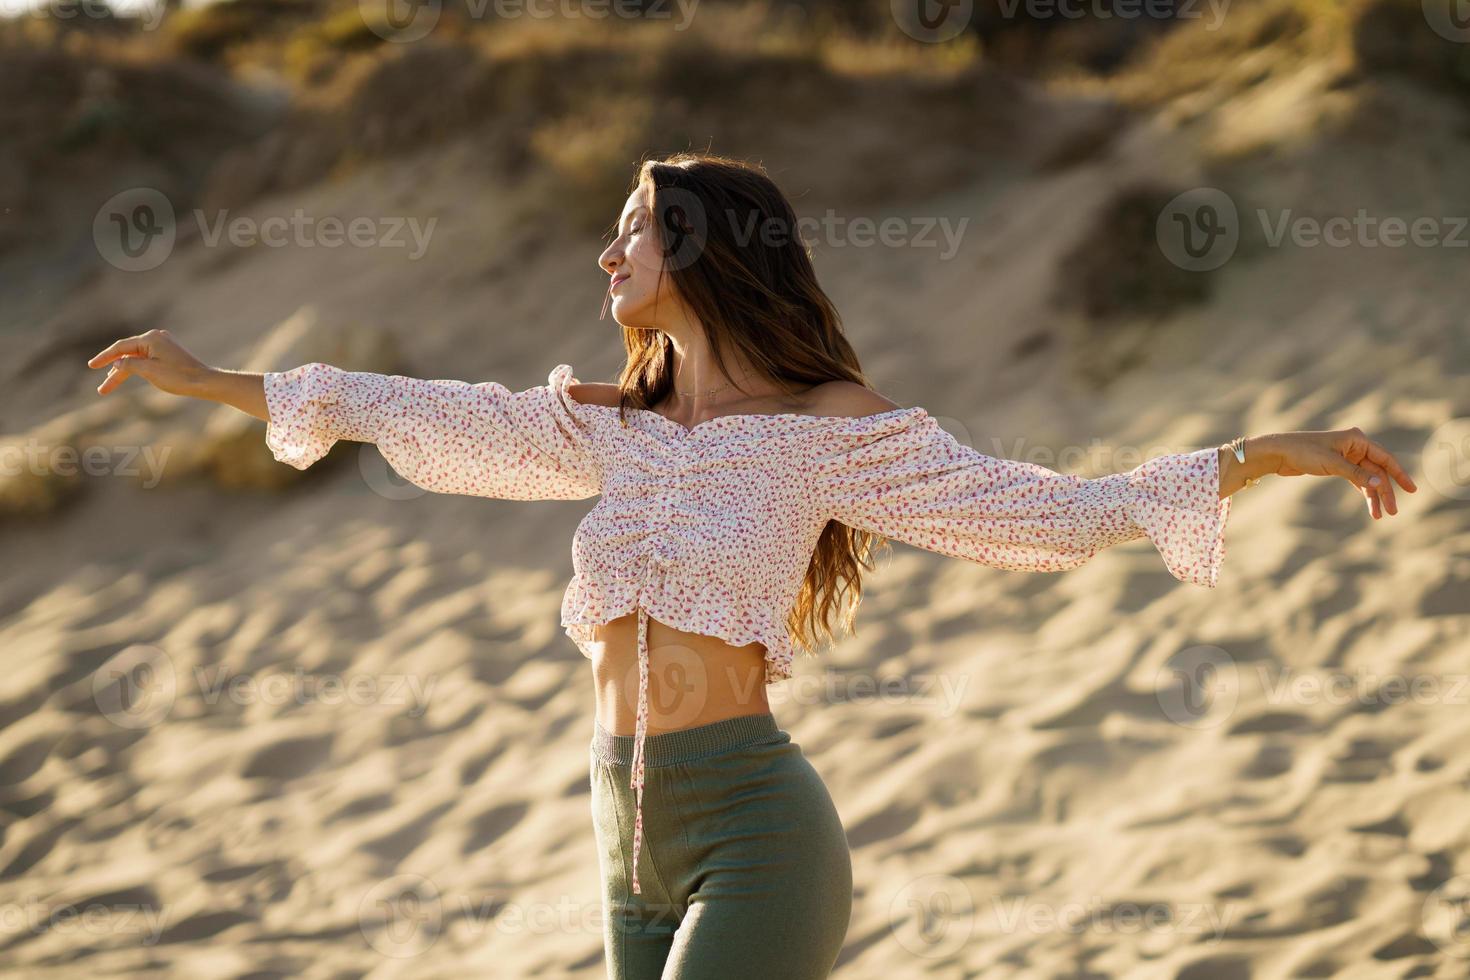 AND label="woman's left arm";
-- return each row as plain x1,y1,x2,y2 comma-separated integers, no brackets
811,413,1416,591
1217,430,1416,518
